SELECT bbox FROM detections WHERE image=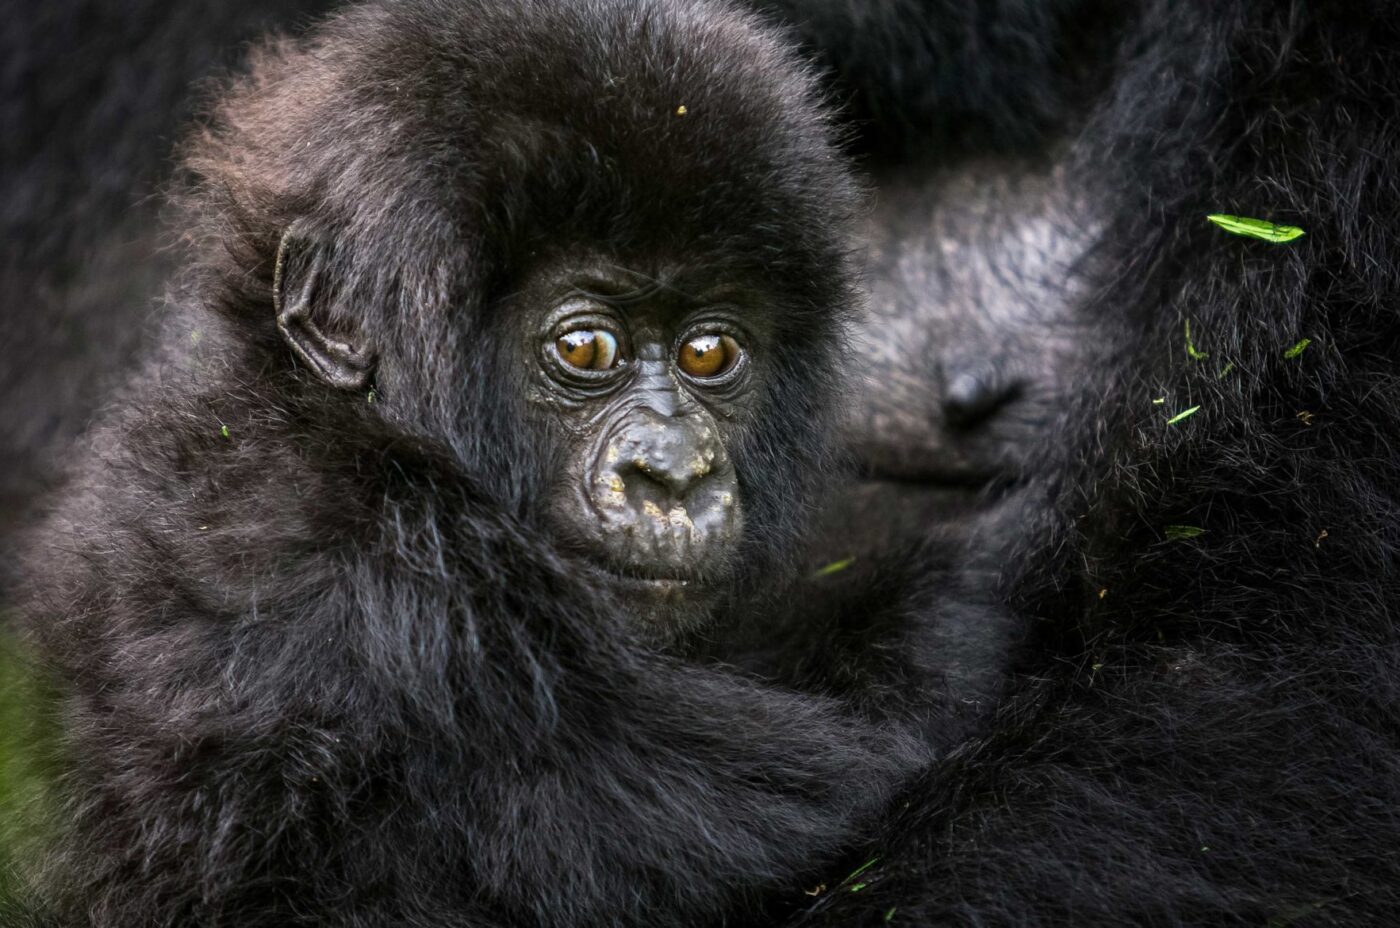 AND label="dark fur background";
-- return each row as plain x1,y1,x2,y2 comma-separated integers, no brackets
760,1,1400,924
